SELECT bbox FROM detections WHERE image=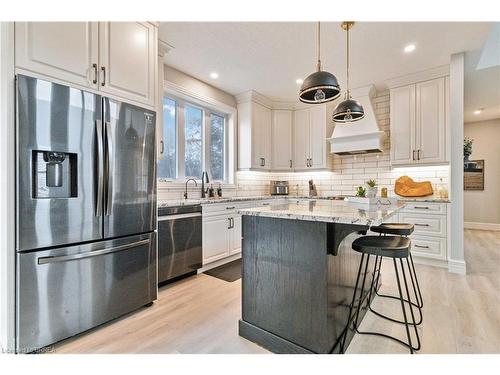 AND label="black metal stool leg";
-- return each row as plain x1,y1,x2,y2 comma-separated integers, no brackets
372,243,423,326
350,256,419,353
399,258,421,351
409,253,424,308
393,258,414,353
